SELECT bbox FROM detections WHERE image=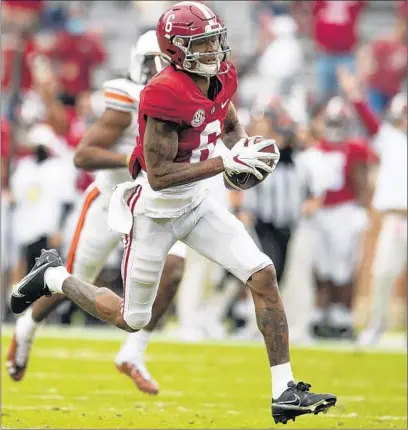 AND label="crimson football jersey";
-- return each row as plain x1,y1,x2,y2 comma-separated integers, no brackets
319,139,376,206
131,63,237,173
